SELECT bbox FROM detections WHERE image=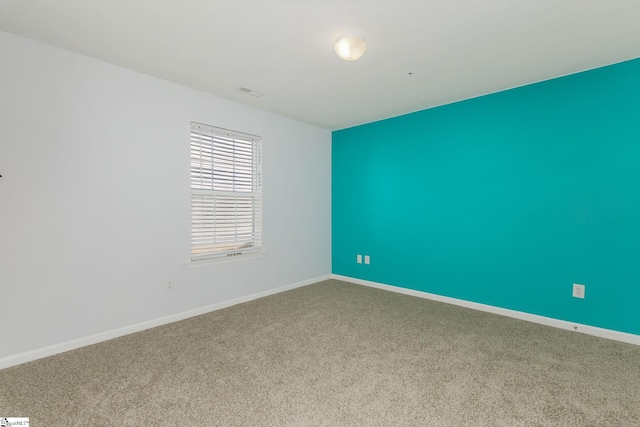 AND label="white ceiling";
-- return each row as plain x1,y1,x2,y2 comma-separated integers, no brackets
1,0,639,130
